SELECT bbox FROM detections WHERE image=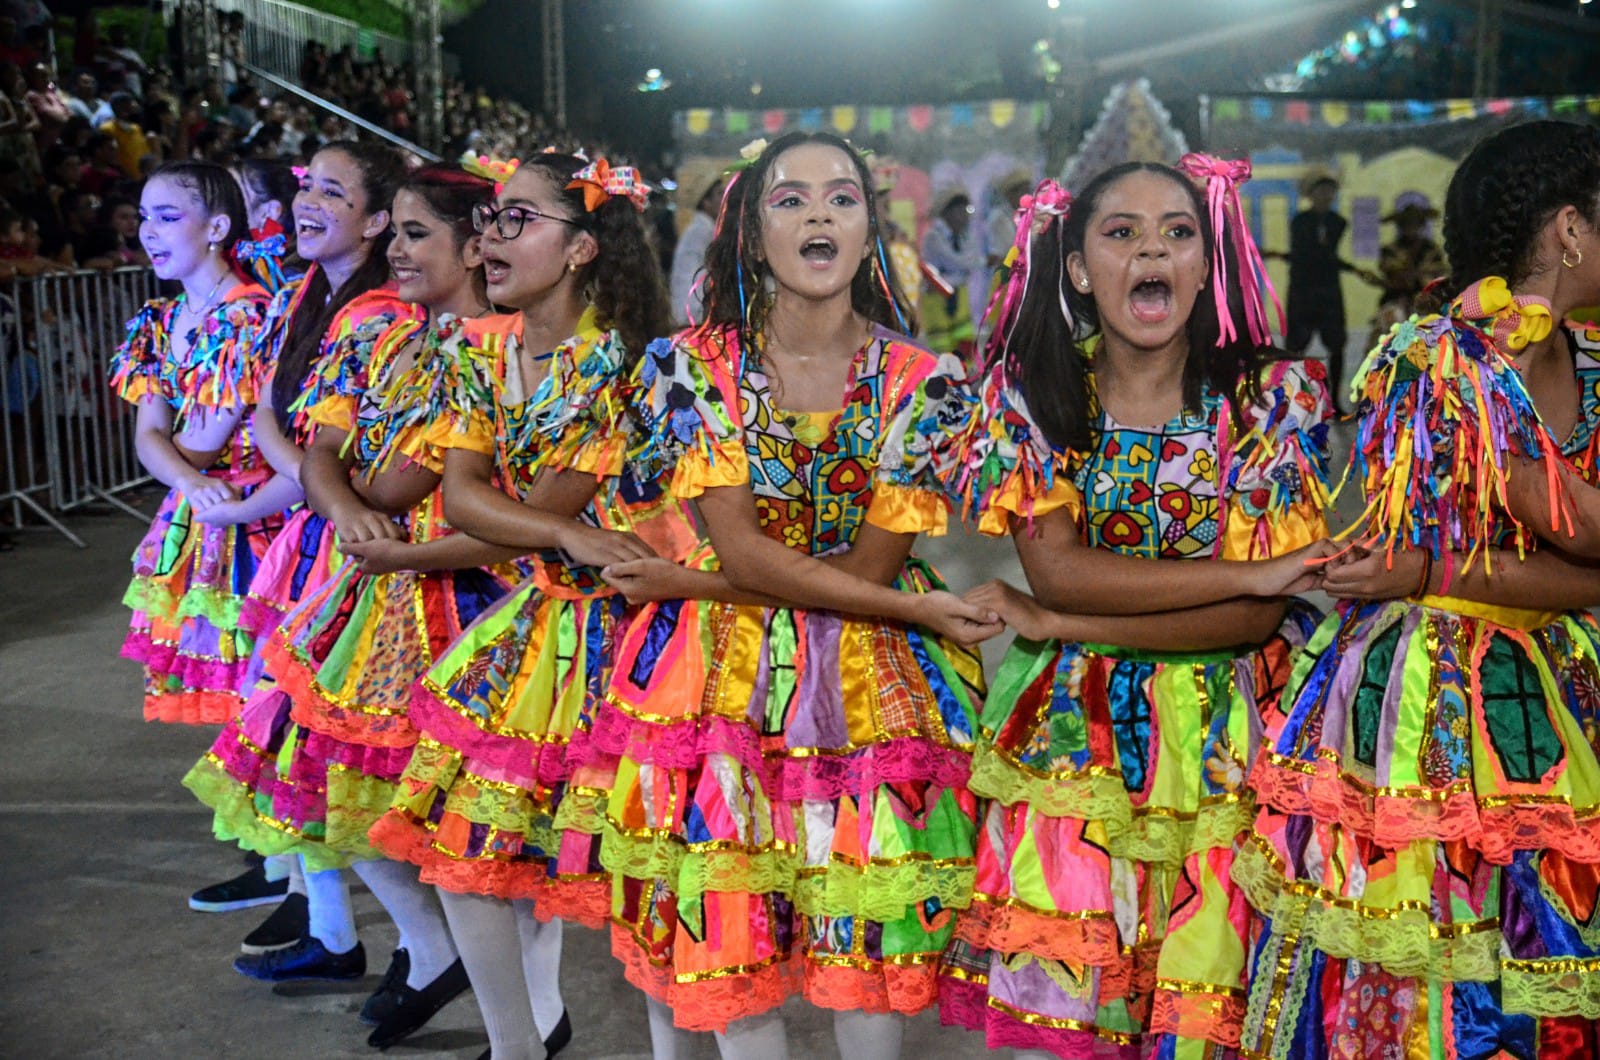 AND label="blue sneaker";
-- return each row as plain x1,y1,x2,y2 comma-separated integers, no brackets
232,936,366,982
